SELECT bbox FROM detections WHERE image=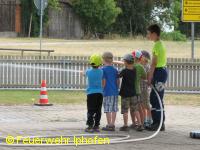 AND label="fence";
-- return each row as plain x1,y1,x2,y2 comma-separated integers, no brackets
0,48,54,57
0,55,199,93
